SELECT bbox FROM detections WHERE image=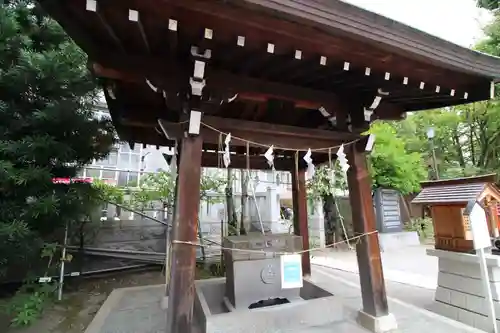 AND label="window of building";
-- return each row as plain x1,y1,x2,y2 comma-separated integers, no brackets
102,170,116,181
127,172,138,187
85,168,100,178
117,171,129,187
120,143,131,153
119,153,130,168
130,154,140,166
